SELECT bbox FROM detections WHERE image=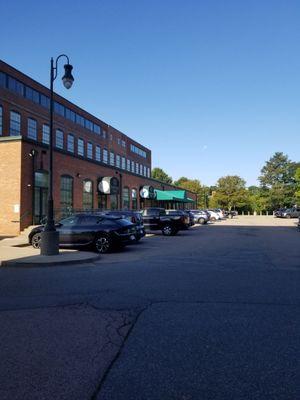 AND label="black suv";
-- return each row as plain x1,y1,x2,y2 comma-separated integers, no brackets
28,214,137,253
142,208,184,236
104,210,145,241
280,207,300,219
